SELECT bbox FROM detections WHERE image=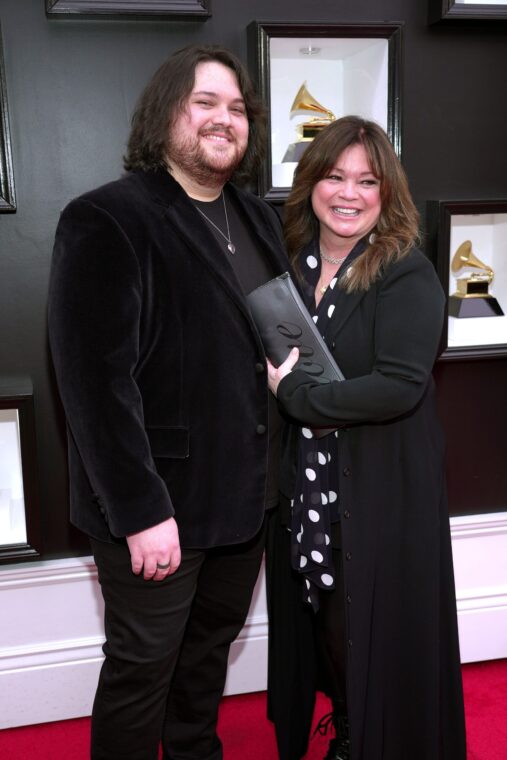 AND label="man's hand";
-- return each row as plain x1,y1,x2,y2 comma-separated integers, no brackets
267,347,299,397
126,517,181,581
